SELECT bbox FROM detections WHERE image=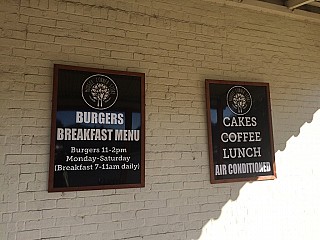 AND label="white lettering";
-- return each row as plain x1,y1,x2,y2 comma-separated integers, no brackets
222,147,262,159
222,116,258,127
115,130,140,141
75,111,124,125
220,132,261,143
